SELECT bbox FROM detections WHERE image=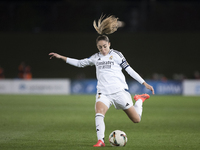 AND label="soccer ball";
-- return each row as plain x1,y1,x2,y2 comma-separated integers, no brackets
109,130,127,147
